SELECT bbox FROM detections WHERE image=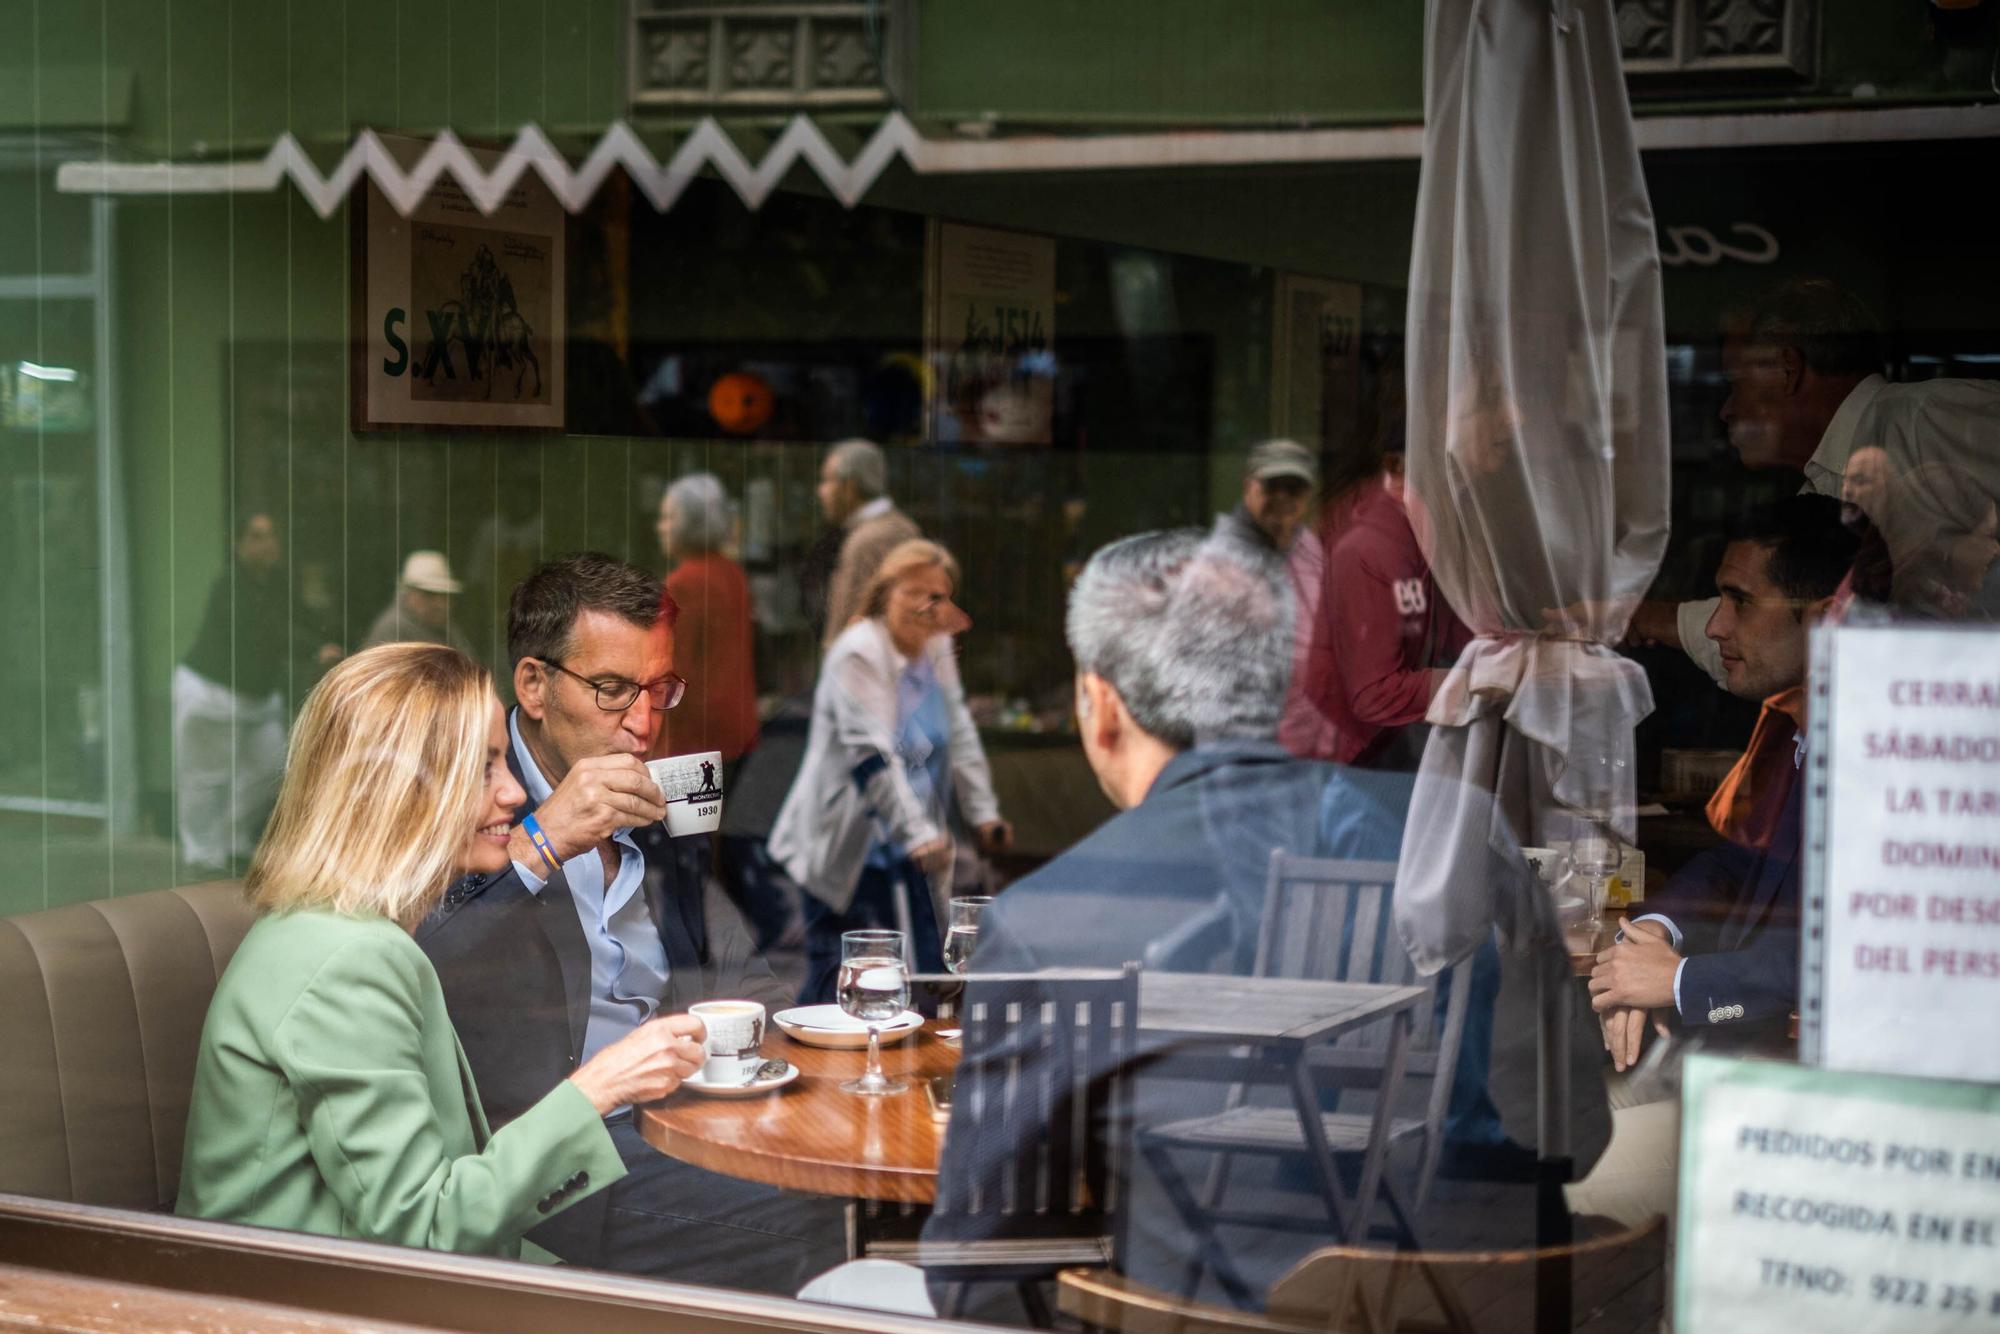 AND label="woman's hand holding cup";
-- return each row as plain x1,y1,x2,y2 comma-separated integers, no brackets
566,1013,707,1115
